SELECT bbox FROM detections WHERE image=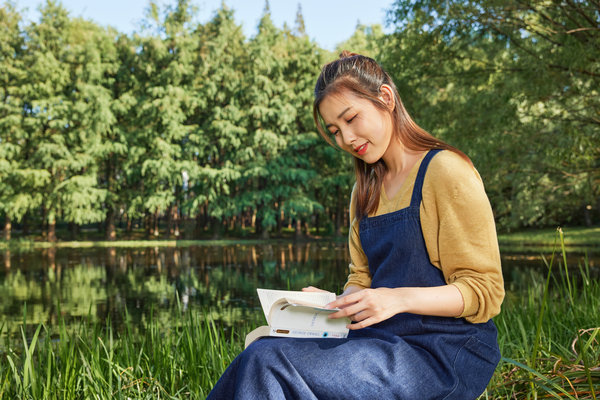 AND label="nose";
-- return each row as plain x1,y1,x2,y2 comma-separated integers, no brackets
339,128,356,147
